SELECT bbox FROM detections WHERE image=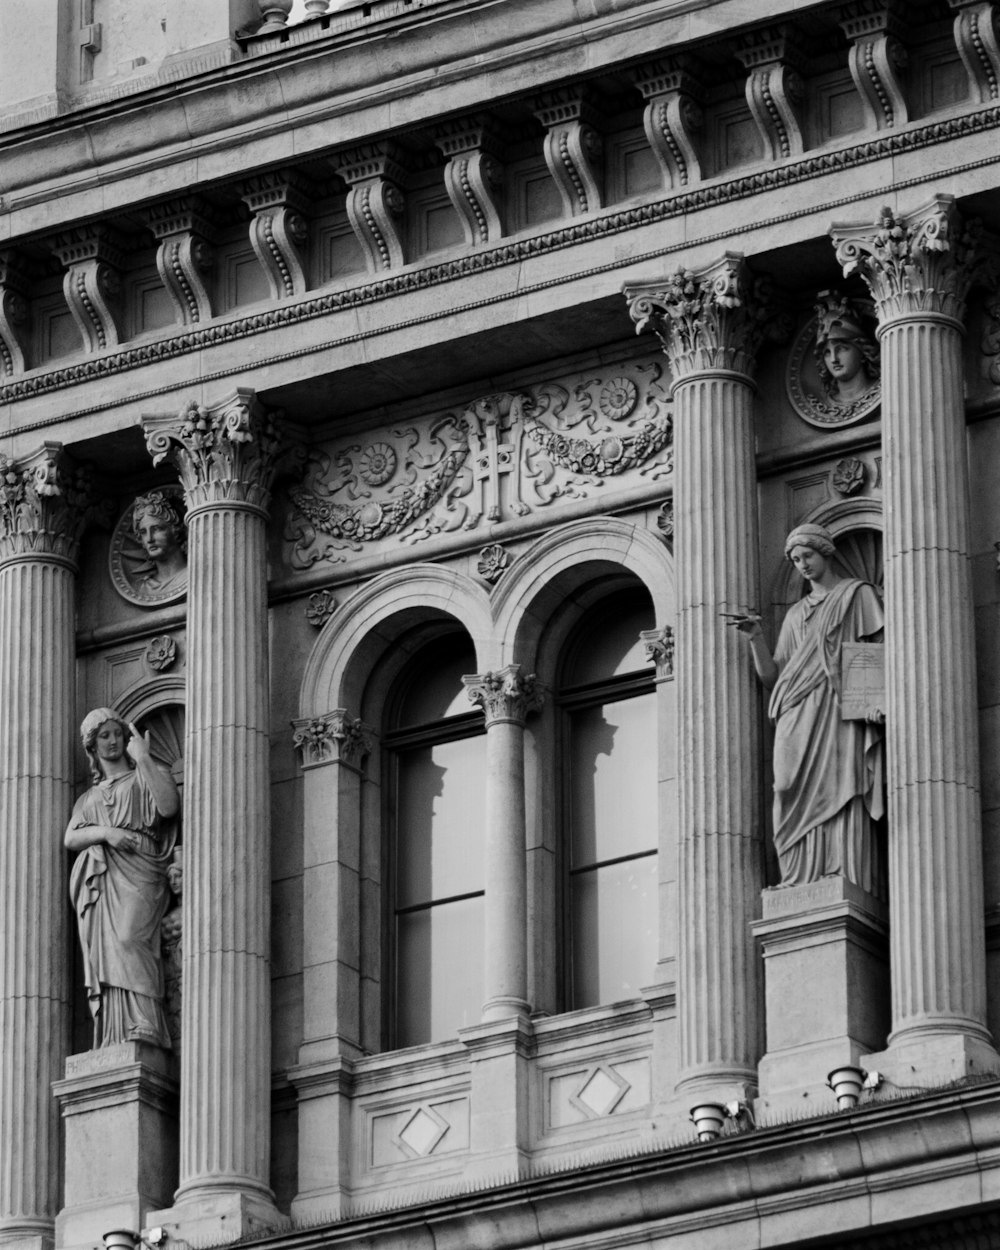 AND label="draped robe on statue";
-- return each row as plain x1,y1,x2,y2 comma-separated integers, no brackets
768,578,884,892
69,767,177,1047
